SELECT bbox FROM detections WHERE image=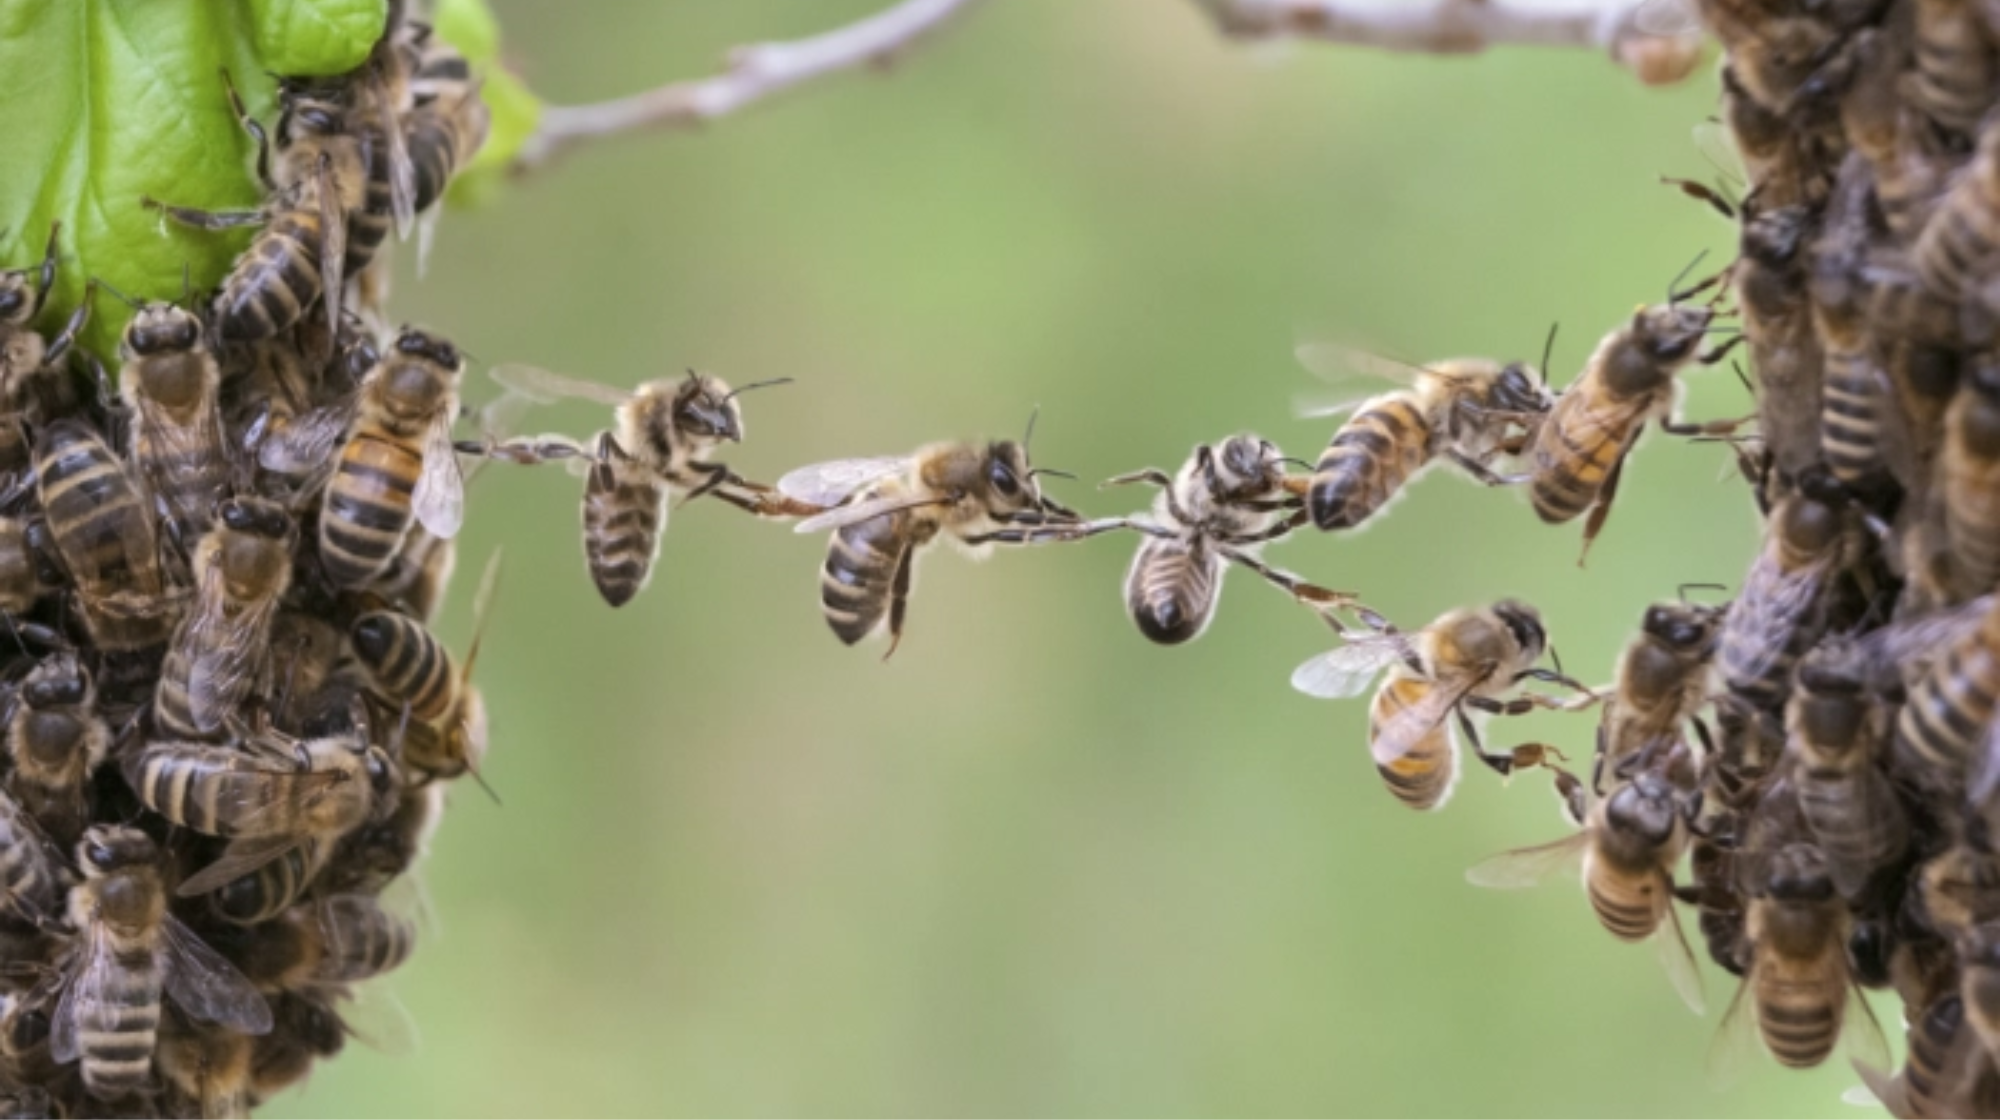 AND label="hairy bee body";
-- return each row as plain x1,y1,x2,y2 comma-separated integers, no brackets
320,329,462,588
1788,659,1909,900
213,207,329,345
823,482,931,646
155,499,296,740
1716,476,1850,711
35,420,175,652
1368,674,1456,811
1914,125,2000,305
6,656,107,851
118,303,229,548
1908,0,1999,142
1942,361,2000,598
1597,602,1722,785
1582,771,1688,941
407,46,490,216
1743,844,1856,1068
1895,597,2000,793
1312,396,1435,532
127,740,372,842
0,792,61,925
582,452,666,609
209,841,327,929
